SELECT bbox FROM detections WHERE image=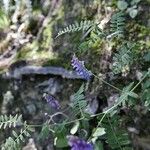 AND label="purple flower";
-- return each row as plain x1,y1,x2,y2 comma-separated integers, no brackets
71,54,93,80
67,135,93,150
43,93,60,109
